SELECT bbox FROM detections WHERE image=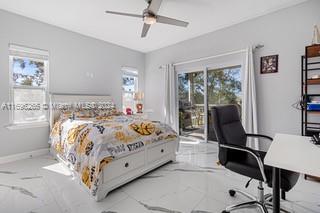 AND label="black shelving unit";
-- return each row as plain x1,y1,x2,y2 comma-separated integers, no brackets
301,45,320,137
301,45,320,181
